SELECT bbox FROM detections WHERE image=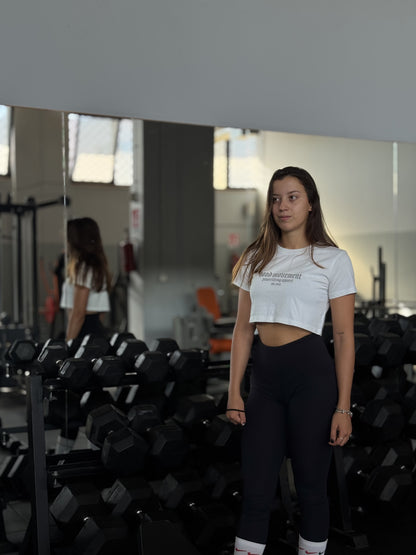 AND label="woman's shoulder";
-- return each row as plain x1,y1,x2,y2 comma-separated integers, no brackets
313,245,352,264
74,263,93,287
